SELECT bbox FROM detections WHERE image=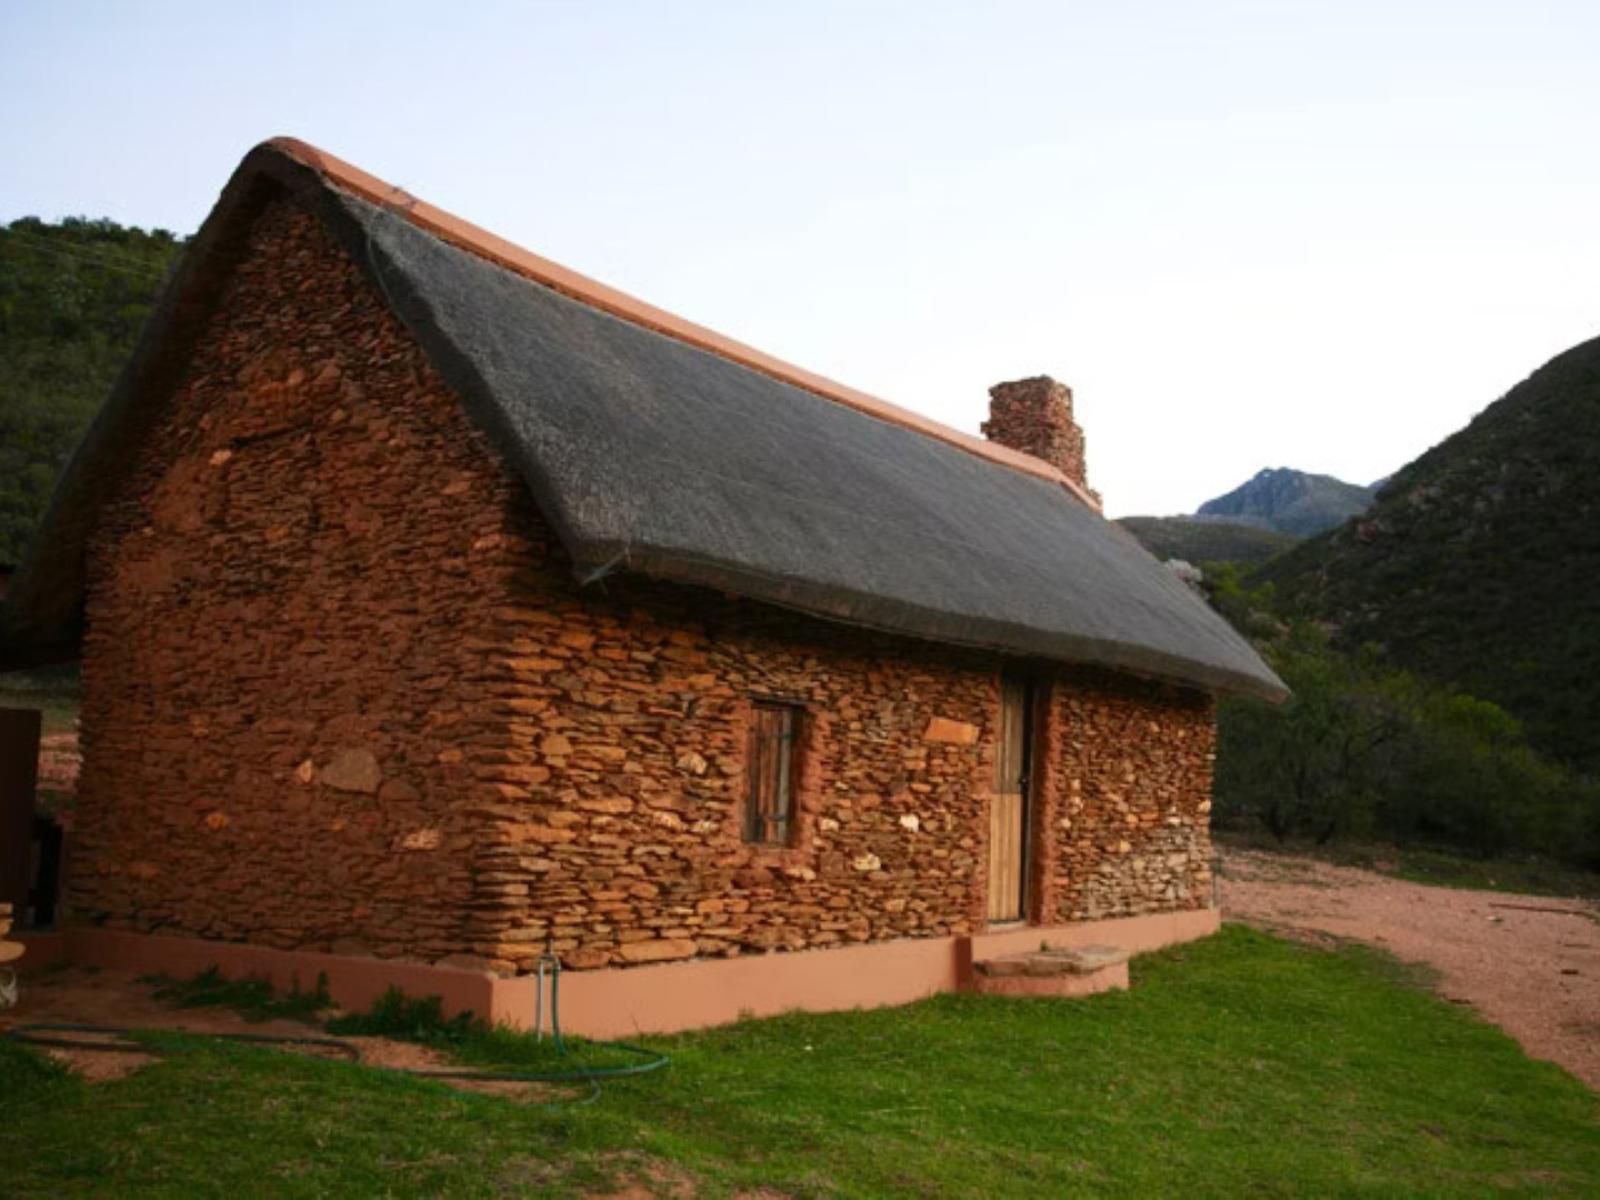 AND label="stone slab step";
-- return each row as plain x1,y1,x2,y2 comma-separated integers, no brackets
969,944,1130,999
974,944,1129,979
0,942,25,965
